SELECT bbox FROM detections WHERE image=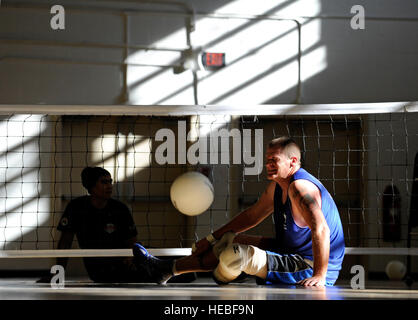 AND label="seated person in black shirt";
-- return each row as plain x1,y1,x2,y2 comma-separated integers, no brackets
44,166,150,283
